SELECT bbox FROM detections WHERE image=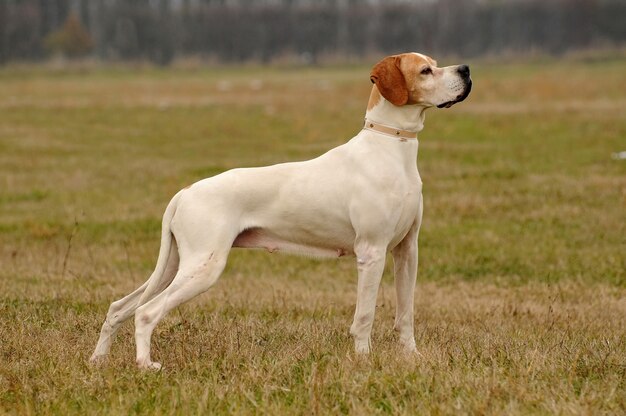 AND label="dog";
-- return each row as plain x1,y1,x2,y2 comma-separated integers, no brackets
90,53,471,369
